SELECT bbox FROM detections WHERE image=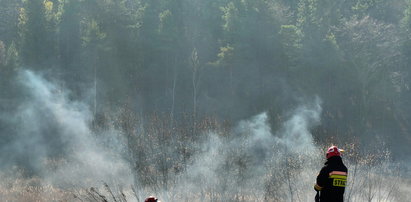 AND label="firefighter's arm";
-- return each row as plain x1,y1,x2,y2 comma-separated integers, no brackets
314,183,323,191
314,167,327,191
